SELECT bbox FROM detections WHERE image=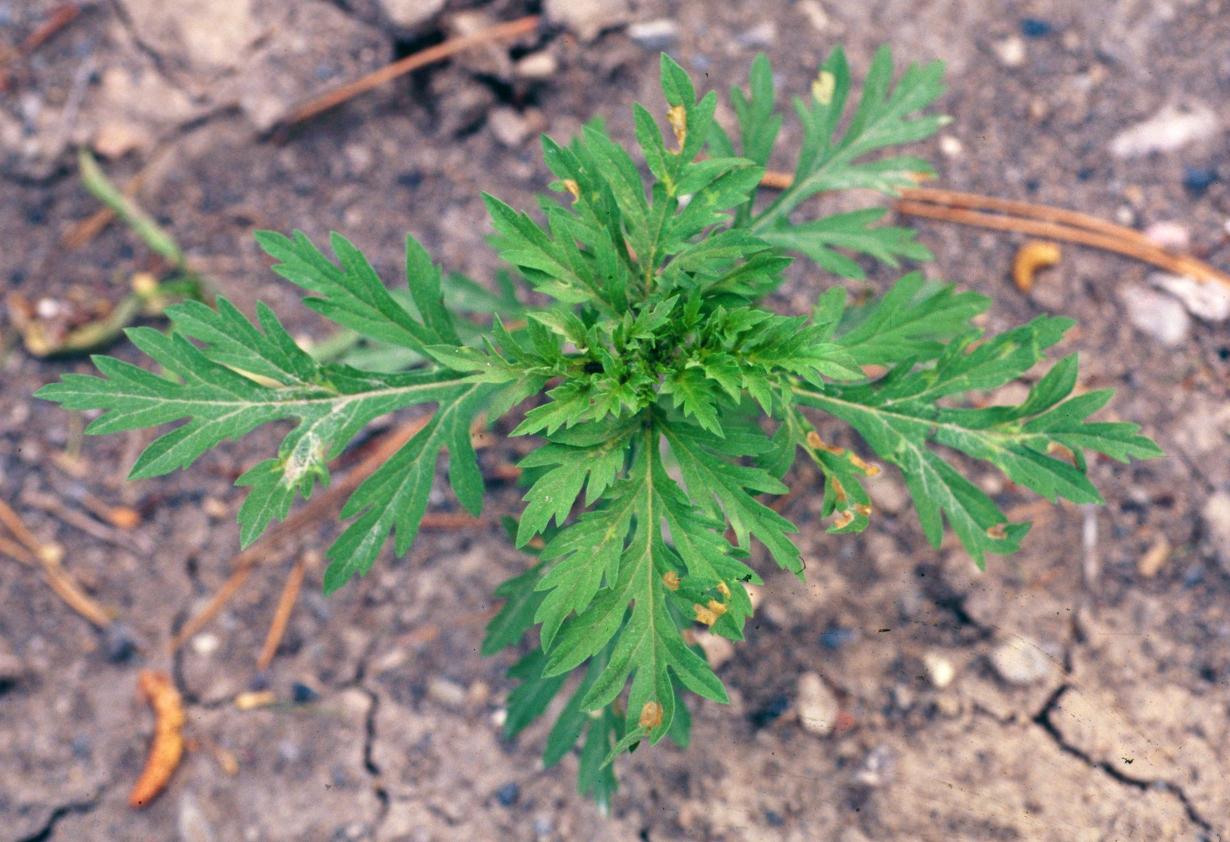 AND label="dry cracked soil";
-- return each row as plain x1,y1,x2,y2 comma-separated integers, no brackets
2,0,1230,840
